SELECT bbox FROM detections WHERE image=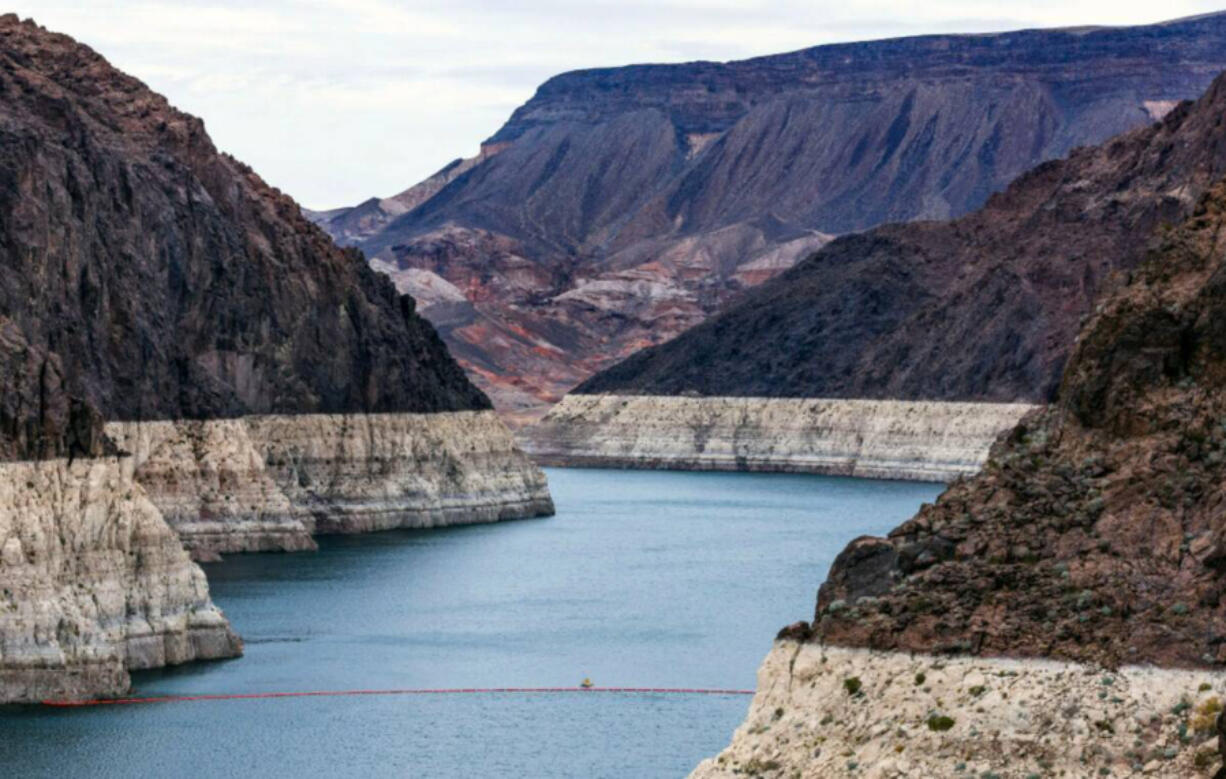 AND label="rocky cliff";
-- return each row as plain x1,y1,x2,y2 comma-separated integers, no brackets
0,14,550,701
248,411,553,534
105,420,316,561
810,178,1226,669
0,16,484,425
318,13,1226,417
692,125,1226,779
692,643,1225,778
0,457,241,703
0,14,551,547
105,413,554,560
580,65,1226,404
526,395,1035,481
